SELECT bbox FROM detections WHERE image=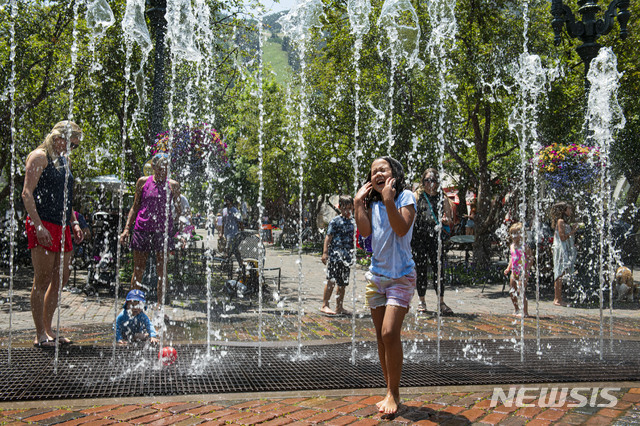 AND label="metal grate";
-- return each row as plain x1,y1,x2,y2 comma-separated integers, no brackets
0,338,638,402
